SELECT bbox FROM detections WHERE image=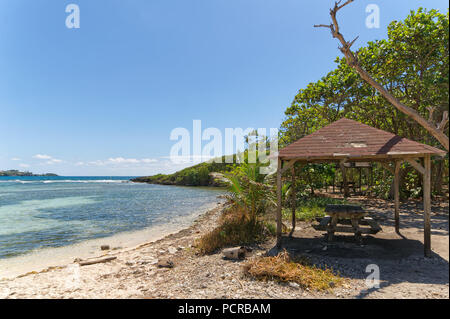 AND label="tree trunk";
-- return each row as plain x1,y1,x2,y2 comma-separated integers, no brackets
388,166,409,199
340,162,350,197
433,159,443,195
